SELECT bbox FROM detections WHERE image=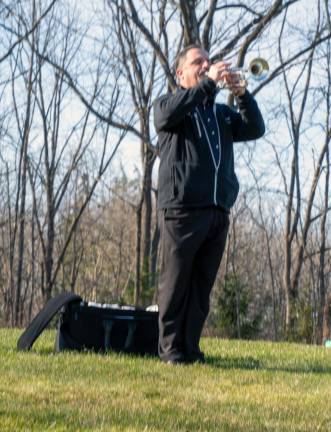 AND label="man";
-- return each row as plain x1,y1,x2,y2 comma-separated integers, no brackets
153,44,265,364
